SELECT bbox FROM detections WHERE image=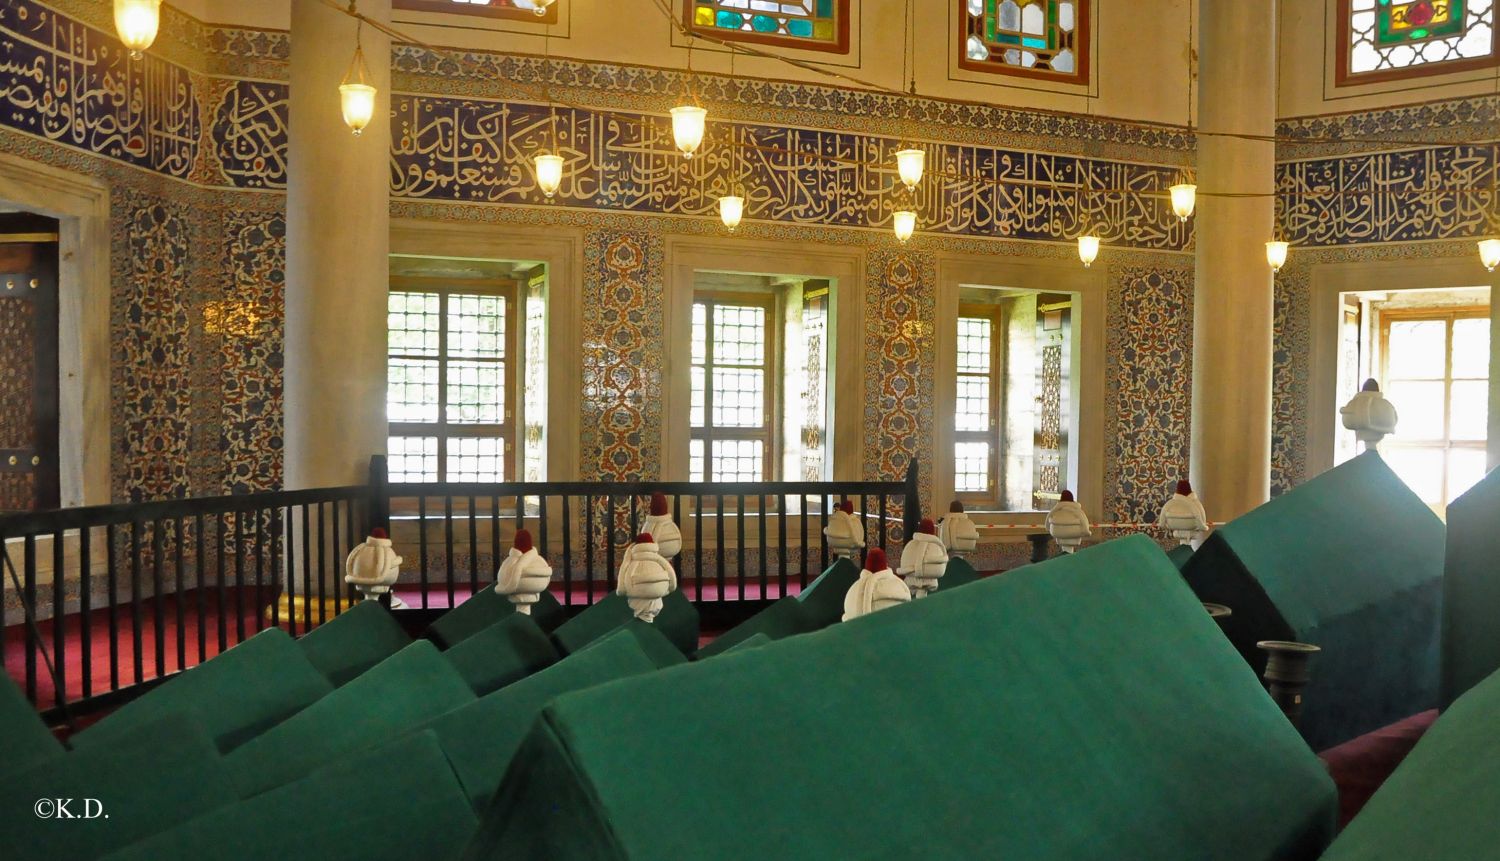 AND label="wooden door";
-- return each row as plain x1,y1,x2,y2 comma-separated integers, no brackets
0,213,60,511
